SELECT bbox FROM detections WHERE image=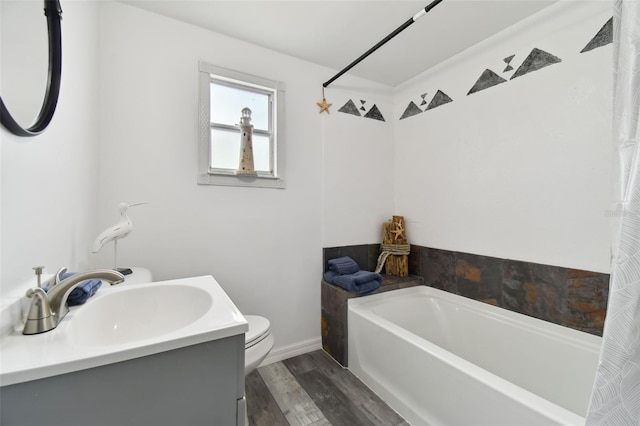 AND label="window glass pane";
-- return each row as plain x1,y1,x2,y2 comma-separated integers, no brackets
211,129,271,172
253,134,271,172
210,82,269,130
210,128,240,170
